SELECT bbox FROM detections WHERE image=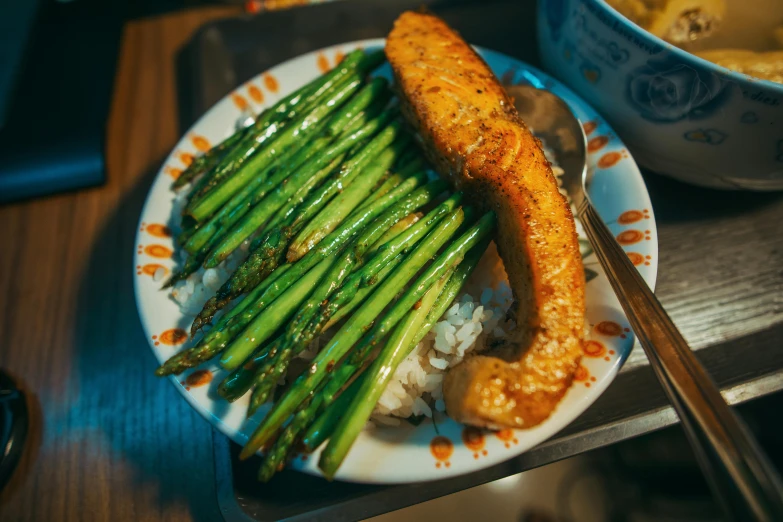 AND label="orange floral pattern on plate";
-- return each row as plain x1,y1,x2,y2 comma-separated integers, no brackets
573,365,590,386
495,429,519,448
264,74,279,93
462,427,487,458
232,93,249,111
627,252,644,265
248,84,264,103
587,136,609,153
143,244,173,258
598,151,622,168
618,209,646,224
158,328,187,346
616,229,644,245
137,263,168,277
430,436,453,468
583,340,607,358
191,135,211,152
583,121,598,135
165,166,183,180
178,152,195,167
595,321,622,337
182,369,213,390
317,53,330,73
145,223,172,238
